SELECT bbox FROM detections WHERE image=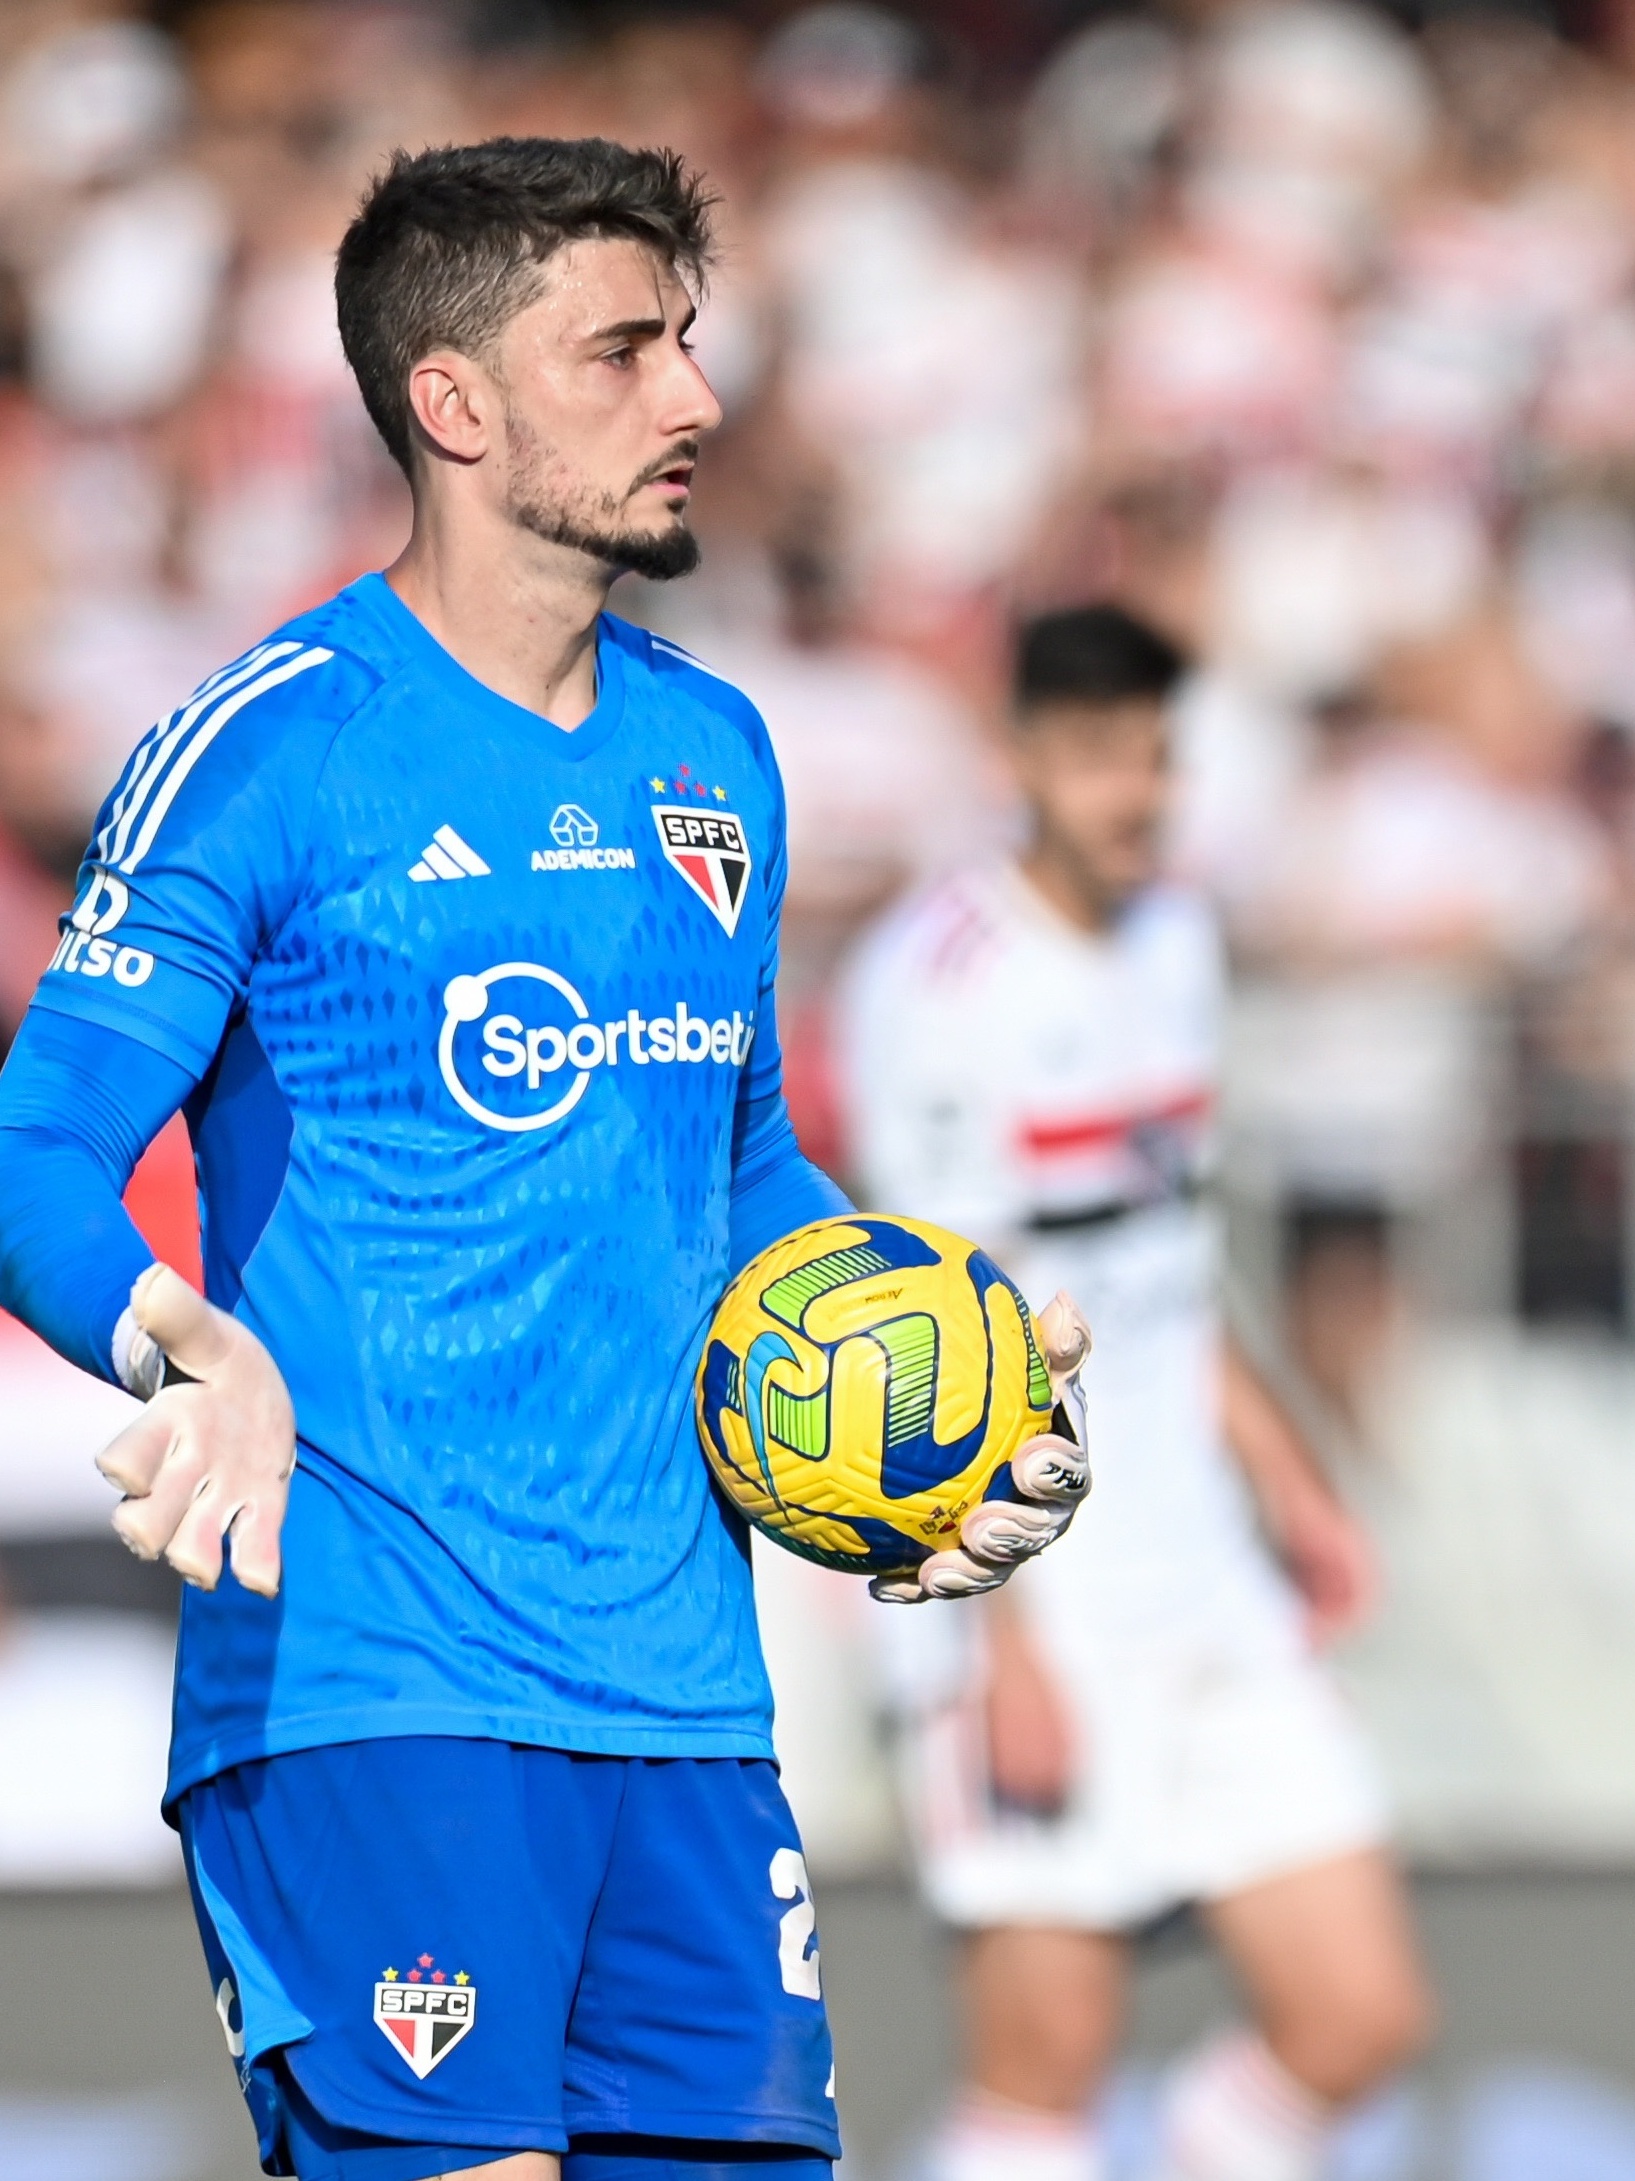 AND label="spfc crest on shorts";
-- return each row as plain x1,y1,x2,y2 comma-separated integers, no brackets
651,806,752,937
374,1955,476,2078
